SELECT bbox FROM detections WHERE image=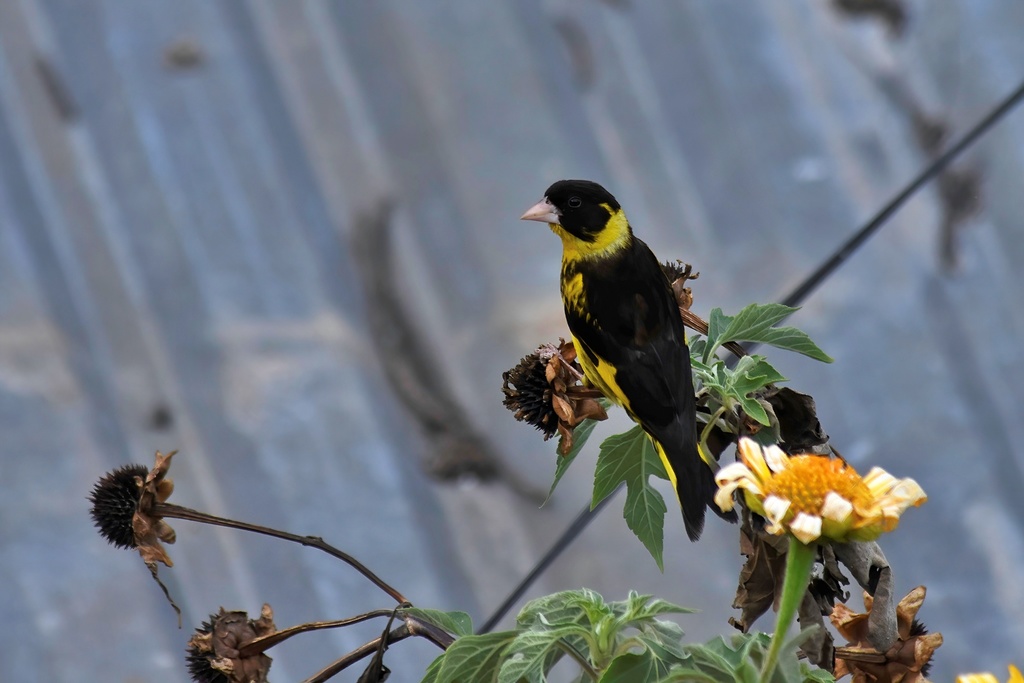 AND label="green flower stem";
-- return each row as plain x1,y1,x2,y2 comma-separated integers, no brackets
697,405,727,462
760,537,816,682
